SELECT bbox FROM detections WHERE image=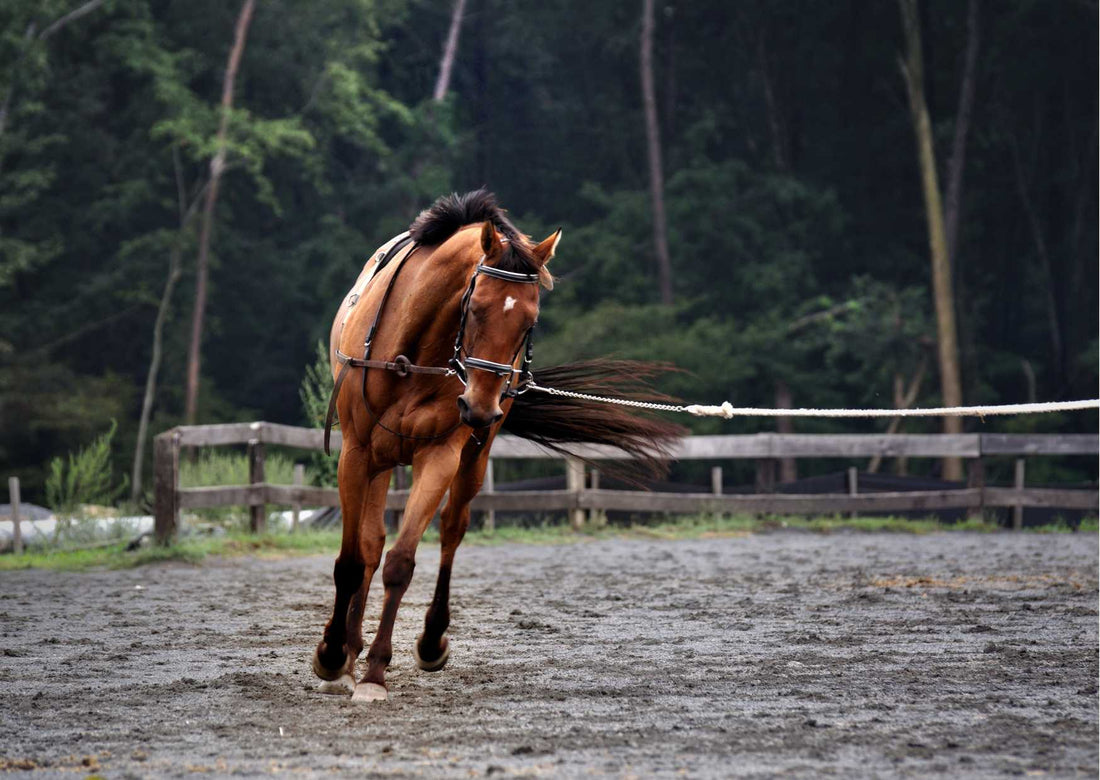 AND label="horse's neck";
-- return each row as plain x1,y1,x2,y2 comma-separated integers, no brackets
386,248,473,364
